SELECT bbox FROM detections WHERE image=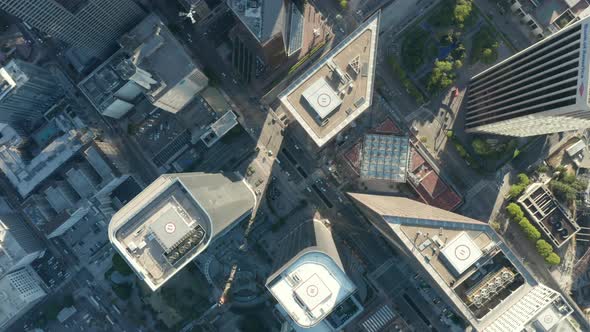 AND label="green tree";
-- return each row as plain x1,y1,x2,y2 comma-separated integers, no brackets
454,142,467,158
401,28,430,72
451,44,466,61
519,218,541,241
508,185,524,199
506,203,524,221
453,0,473,27
339,0,348,9
481,48,495,63
472,138,492,155
471,27,499,63
517,173,530,186
536,240,553,257
440,33,454,46
537,164,549,173
549,175,587,204
545,253,561,265
427,60,455,92
112,253,133,276
490,220,501,231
